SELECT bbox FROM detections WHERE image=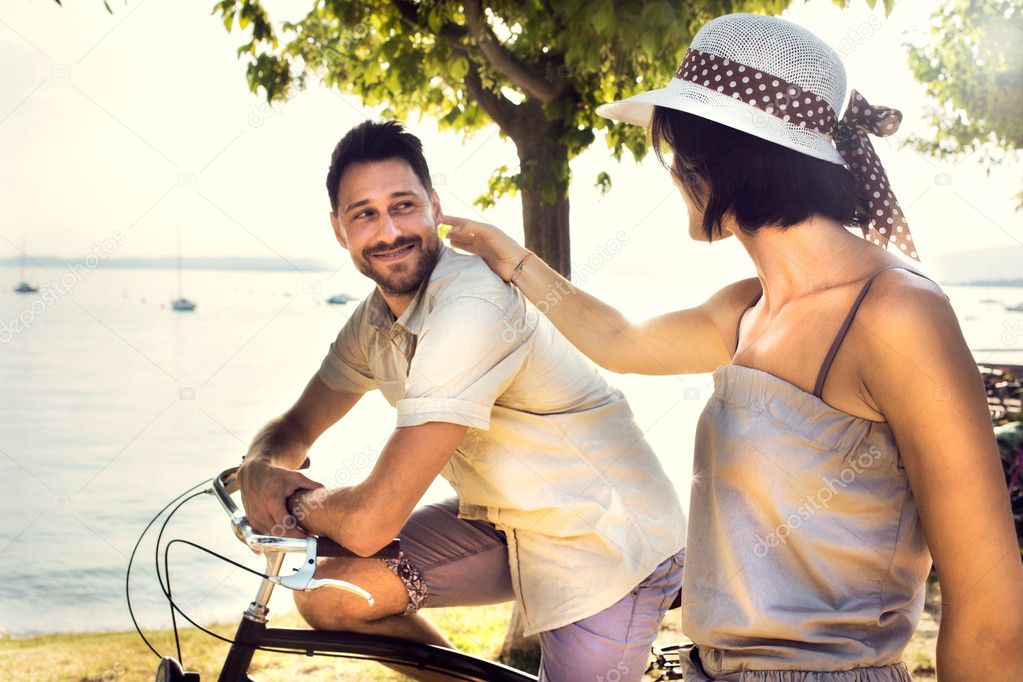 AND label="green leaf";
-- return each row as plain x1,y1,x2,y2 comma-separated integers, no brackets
427,8,443,34
386,68,401,93
450,56,469,81
590,0,614,33
641,32,660,60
